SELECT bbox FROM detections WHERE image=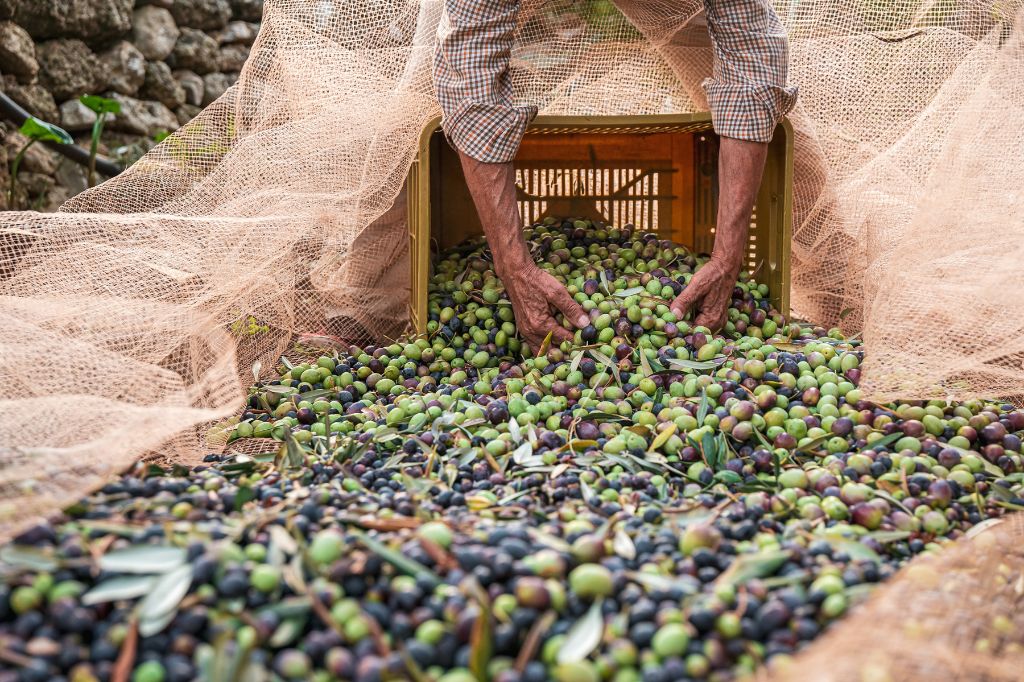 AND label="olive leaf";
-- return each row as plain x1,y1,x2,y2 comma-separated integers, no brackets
99,545,186,574
353,530,441,588
507,417,522,444
580,476,596,504
716,549,791,588
665,358,721,373
139,606,180,638
649,423,677,452
234,485,257,511
613,528,636,560
528,529,572,553
871,488,911,515
569,350,585,375
467,579,493,681
795,435,830,454
865,431,904,451
511,441,533,465
696,388,710,424
136,564,192,636
589,349,620,384
0,545,58,572
638,348,654,378
297,388,332,402
557,598,604,664
269,617,308,648
820,537,880,564
536,330,554,357
701,432,719,470
282,431,305,470
627,571,698,595
865,530,912,544
82,575,157,606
